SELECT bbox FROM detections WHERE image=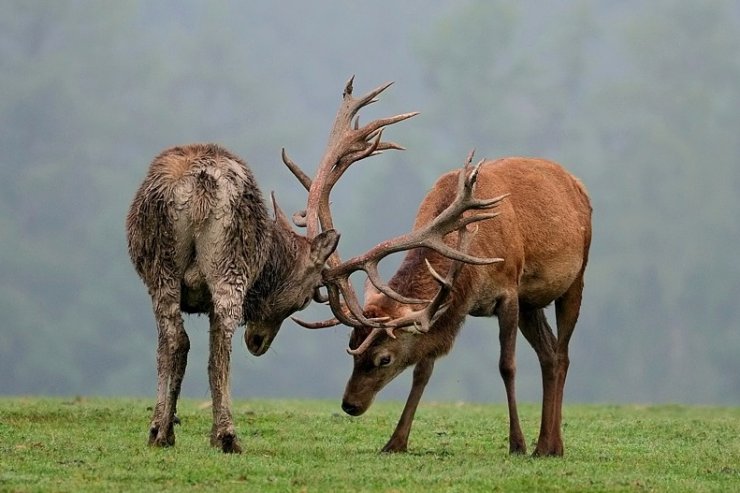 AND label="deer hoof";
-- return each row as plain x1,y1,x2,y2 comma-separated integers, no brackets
532,446,564,457
509,445,527,455
148,424,176,447
508,436,527,455
220,434,242,454
149,432,175,448
380,440,408,453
